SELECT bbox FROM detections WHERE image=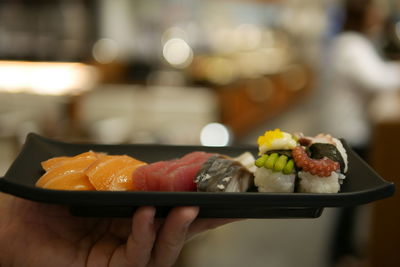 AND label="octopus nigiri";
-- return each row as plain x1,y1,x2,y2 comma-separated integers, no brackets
292,133,348,193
